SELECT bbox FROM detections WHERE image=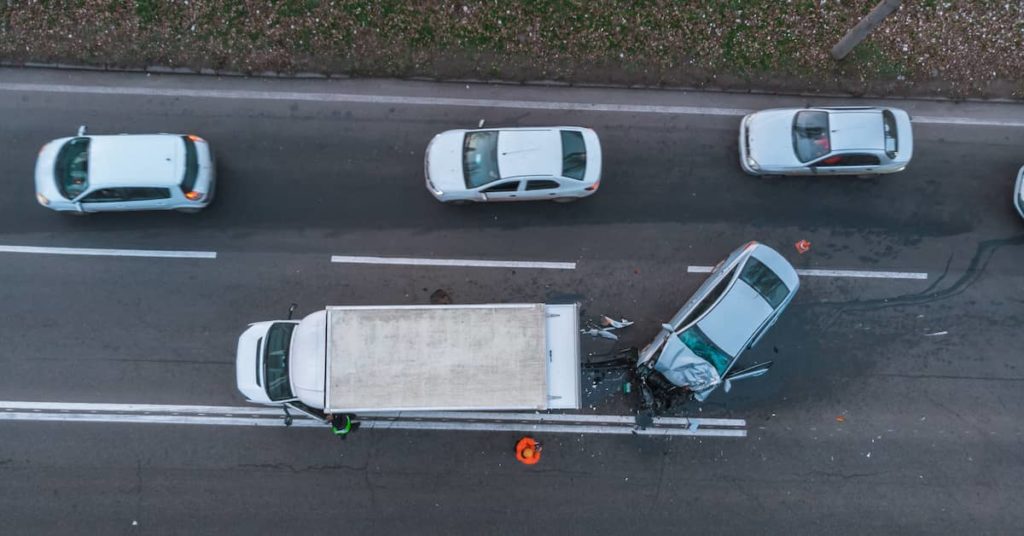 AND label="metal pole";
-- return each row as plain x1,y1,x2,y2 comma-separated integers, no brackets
830,0,903,60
